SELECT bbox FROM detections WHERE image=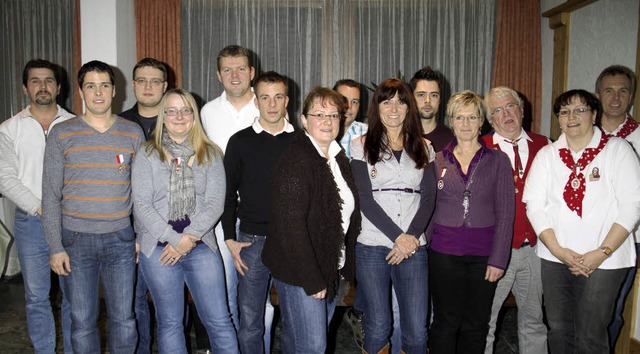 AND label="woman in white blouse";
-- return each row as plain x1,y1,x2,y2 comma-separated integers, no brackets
523,89,640,353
